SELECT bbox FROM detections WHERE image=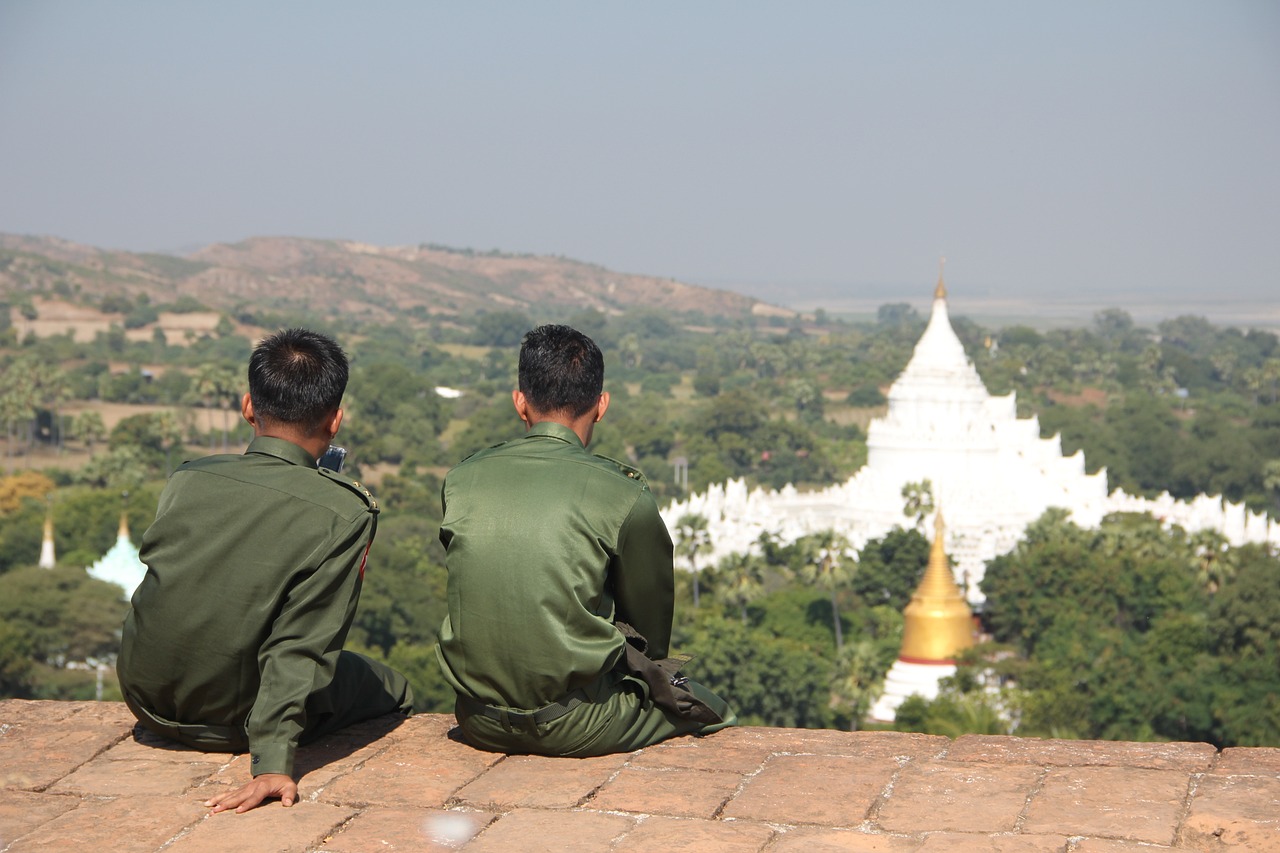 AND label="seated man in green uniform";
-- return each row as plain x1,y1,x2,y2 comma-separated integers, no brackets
118,328,413,813
436,324,734,756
